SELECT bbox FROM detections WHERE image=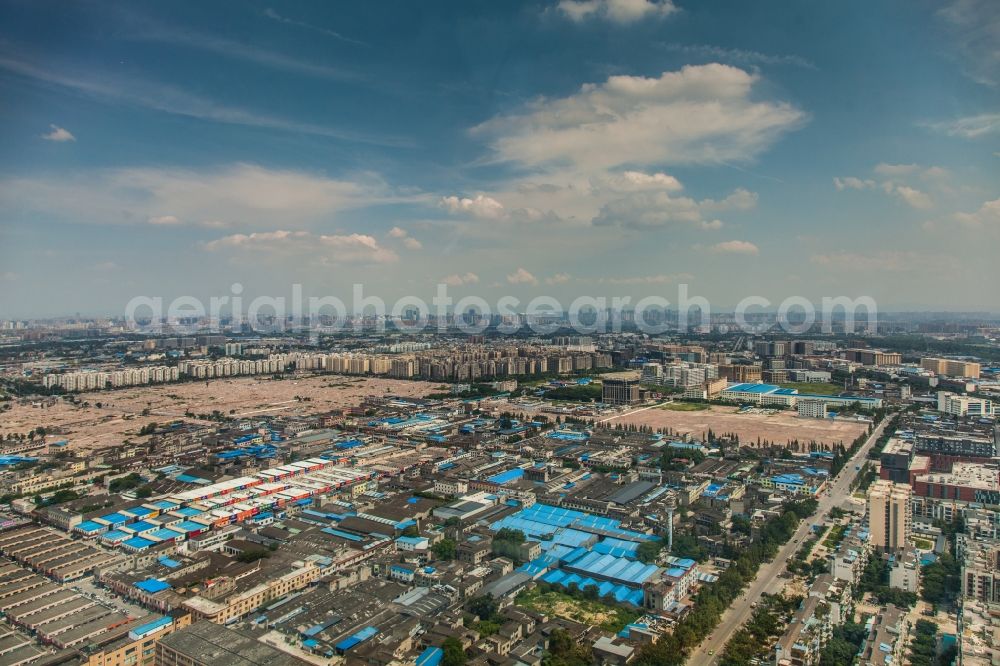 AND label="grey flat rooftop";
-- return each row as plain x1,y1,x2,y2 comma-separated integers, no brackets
159,621,309,666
